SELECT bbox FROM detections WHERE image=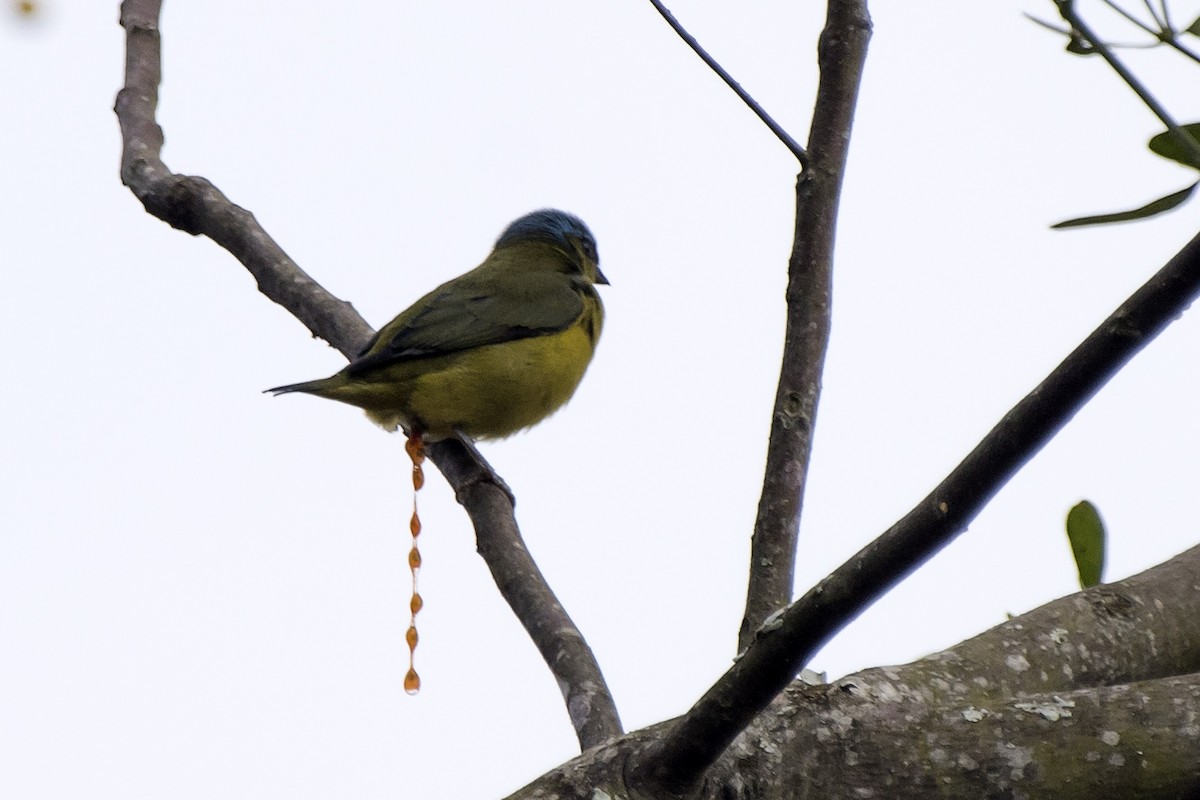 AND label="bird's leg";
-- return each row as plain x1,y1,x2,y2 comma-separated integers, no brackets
455,431,516,507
